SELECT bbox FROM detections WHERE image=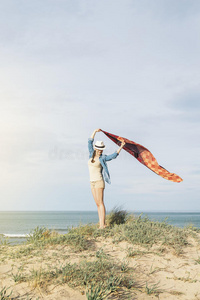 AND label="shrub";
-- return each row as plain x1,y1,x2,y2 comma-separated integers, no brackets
106,207,129,227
